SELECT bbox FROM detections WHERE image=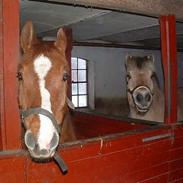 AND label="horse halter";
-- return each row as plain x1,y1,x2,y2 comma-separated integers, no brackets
20,107,68,174
21,107,60,133
127,85,154,96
